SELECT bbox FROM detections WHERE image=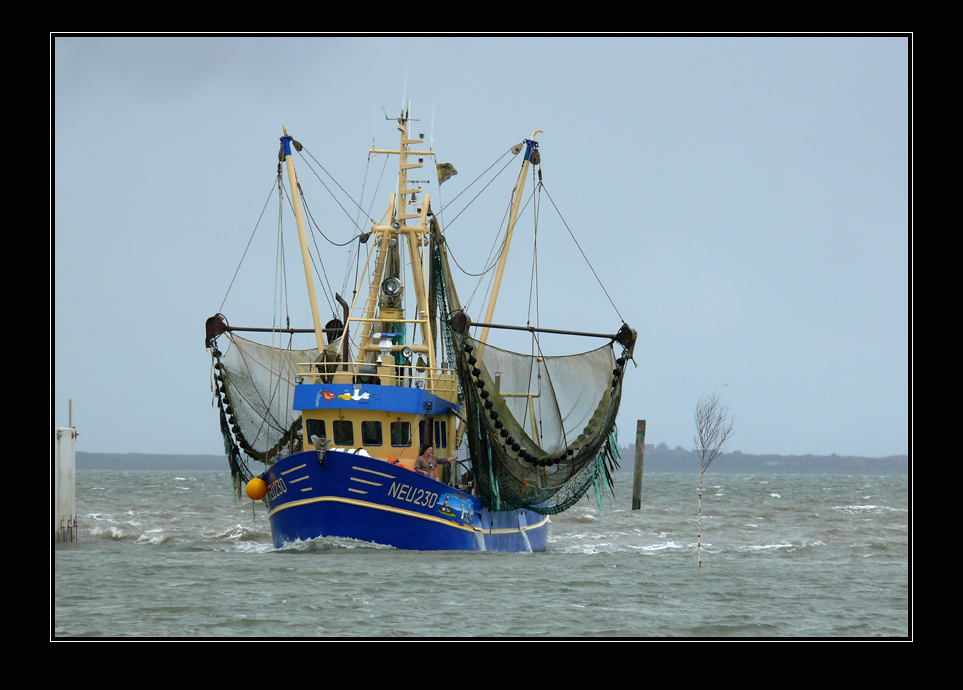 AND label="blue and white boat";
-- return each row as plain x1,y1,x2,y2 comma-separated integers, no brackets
206,105,636,551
